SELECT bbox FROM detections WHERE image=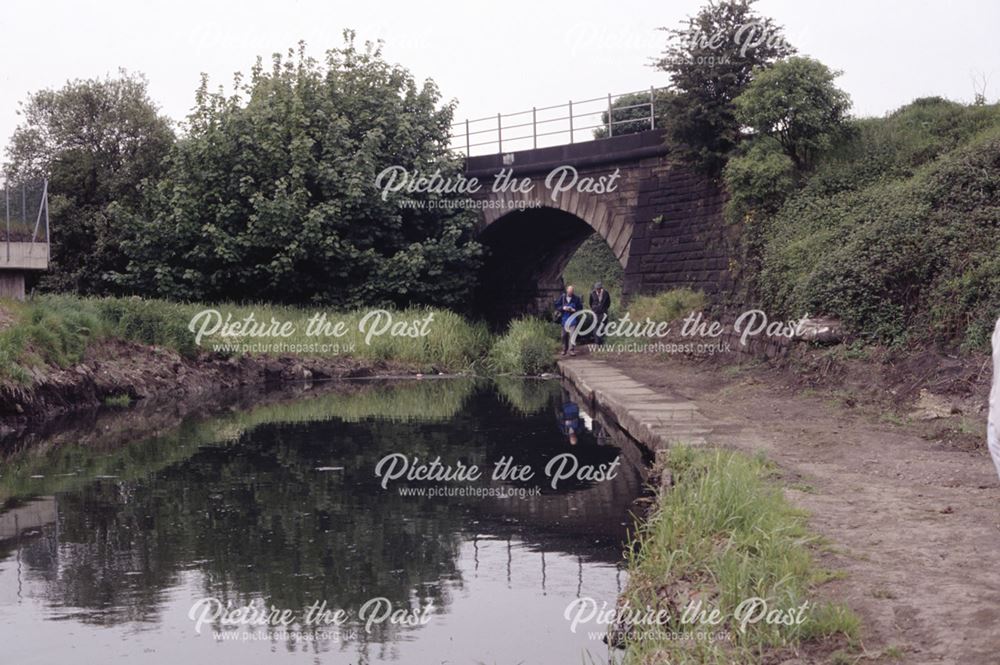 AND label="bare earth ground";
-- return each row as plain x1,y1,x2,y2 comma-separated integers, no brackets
603,355,1000,664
